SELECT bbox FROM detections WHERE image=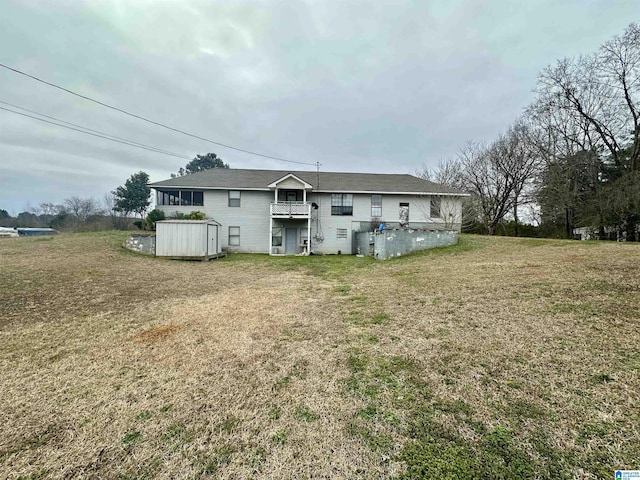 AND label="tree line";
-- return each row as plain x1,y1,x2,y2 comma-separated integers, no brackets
420,23,640,241
1,153,227,232
1,194,133,231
